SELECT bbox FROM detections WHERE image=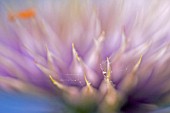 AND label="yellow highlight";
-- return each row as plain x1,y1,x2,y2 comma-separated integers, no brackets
72,43,80,62
72,43,91,88
49,75,64,89
84,74,91,87
106,57,111,82
133,55,143,72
